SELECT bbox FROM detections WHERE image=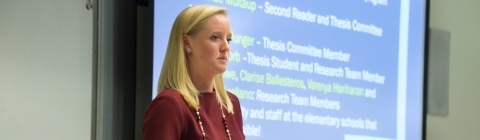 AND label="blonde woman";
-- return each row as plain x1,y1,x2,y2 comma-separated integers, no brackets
143,5,245,140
